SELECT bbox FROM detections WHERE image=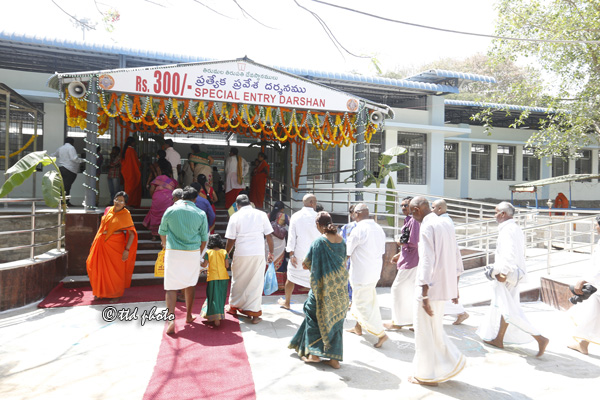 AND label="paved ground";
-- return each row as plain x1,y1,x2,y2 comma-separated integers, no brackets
2,281,600,400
